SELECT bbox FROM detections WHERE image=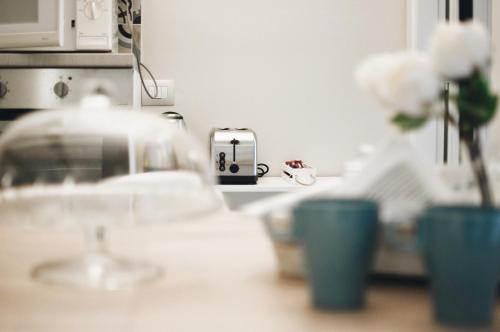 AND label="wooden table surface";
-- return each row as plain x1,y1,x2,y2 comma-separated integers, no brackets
0,212,498,332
